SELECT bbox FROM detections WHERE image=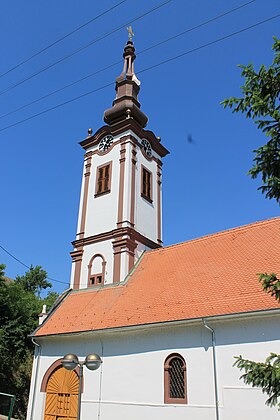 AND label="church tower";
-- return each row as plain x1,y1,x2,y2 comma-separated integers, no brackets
70,38,169,290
